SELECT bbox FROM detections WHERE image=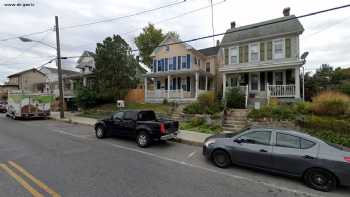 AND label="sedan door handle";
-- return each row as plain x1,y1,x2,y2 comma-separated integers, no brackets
303,155,315,159
259,149,268,153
